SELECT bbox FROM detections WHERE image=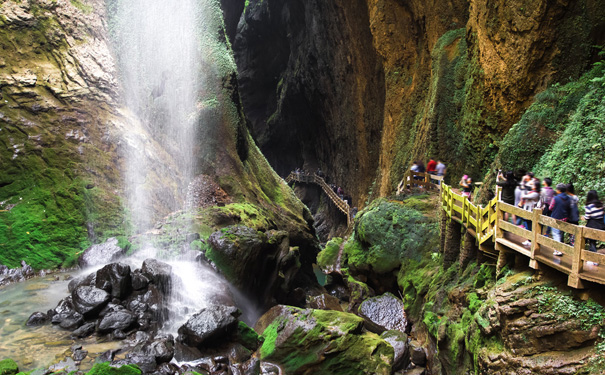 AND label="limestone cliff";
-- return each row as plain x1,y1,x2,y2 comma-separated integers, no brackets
224,0,605,205
0,0,315,270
